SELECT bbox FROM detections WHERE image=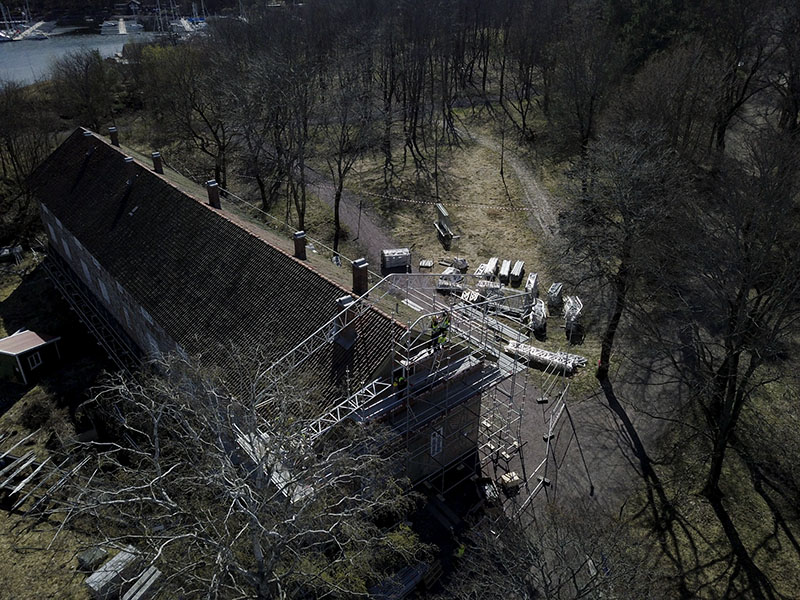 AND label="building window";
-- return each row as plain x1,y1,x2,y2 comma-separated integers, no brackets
146,333,159,355
28,352,42,370
99,280,110,303
47,224,57,241
61,238,72,259
81,260,92,283
430,426,443,457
